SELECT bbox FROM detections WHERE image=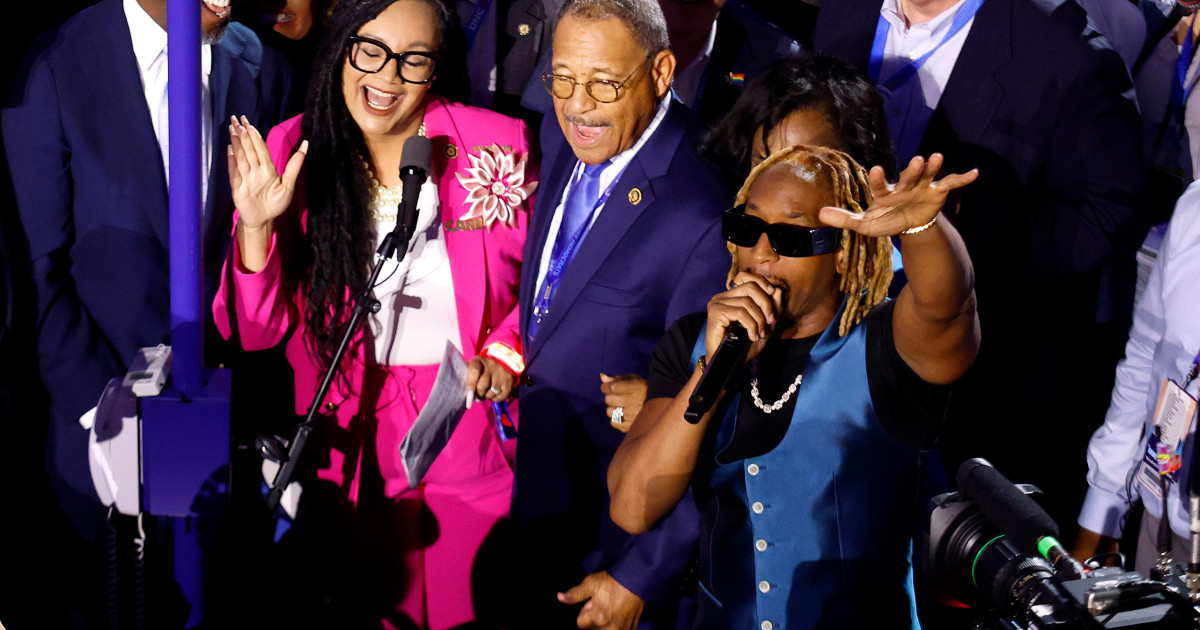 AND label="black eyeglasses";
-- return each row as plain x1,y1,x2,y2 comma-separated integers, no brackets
346,36,439,84
541,55,651,103
722,205,840,257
